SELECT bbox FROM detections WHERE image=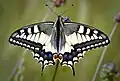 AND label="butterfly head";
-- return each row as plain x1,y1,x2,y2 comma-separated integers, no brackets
58,15,63,21
54,15,64,25
57,15,71,23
